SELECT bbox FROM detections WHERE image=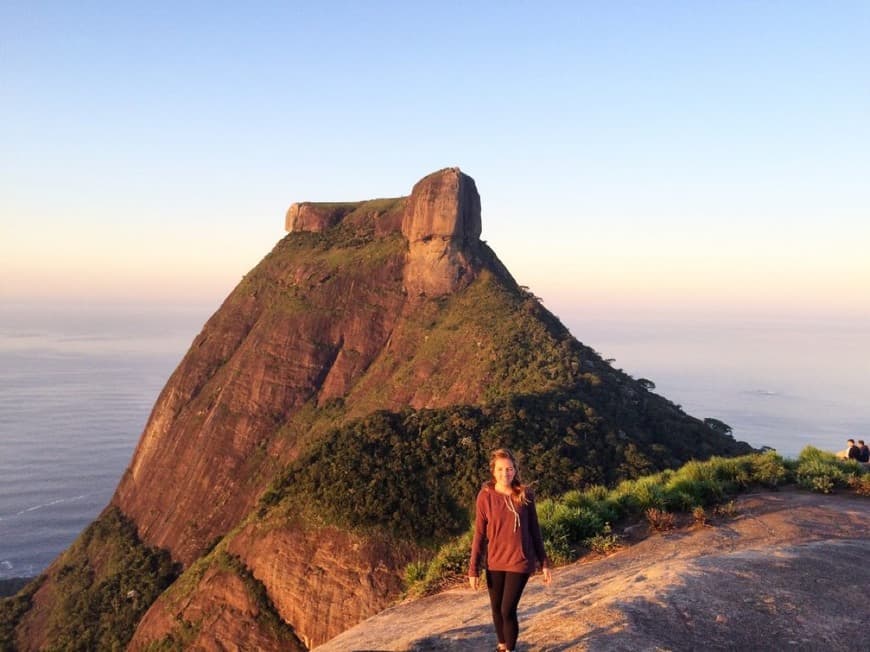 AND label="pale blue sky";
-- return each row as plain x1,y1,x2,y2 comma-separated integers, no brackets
2,1,868,318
